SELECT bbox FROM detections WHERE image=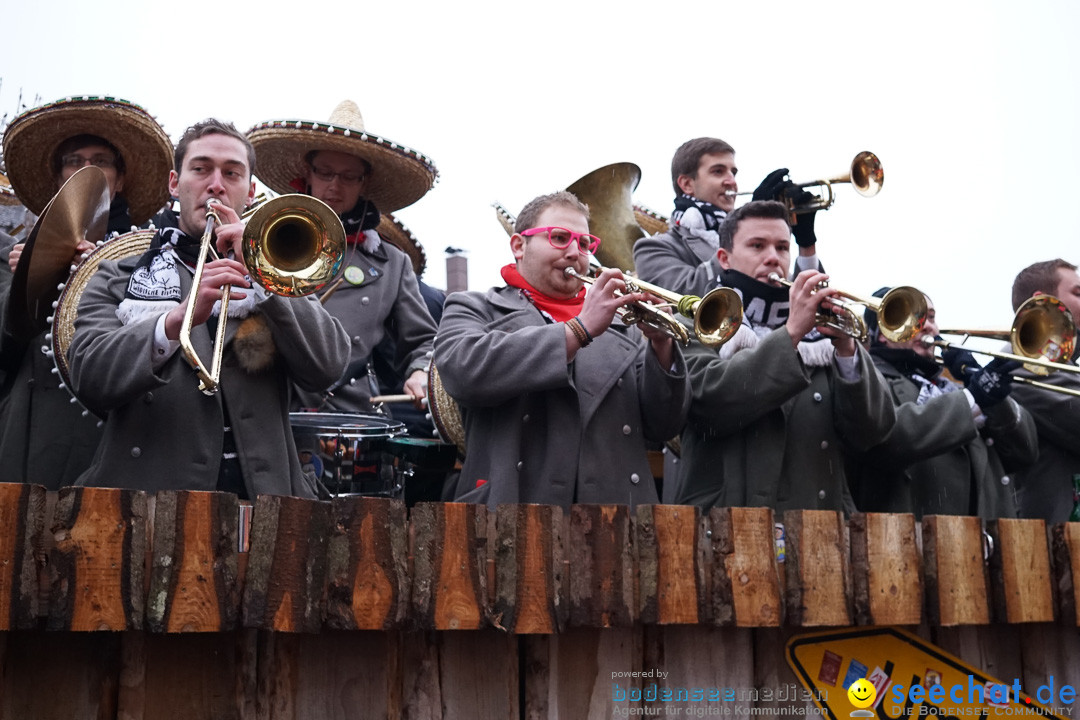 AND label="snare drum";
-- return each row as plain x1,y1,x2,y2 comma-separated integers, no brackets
289,413,406,497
